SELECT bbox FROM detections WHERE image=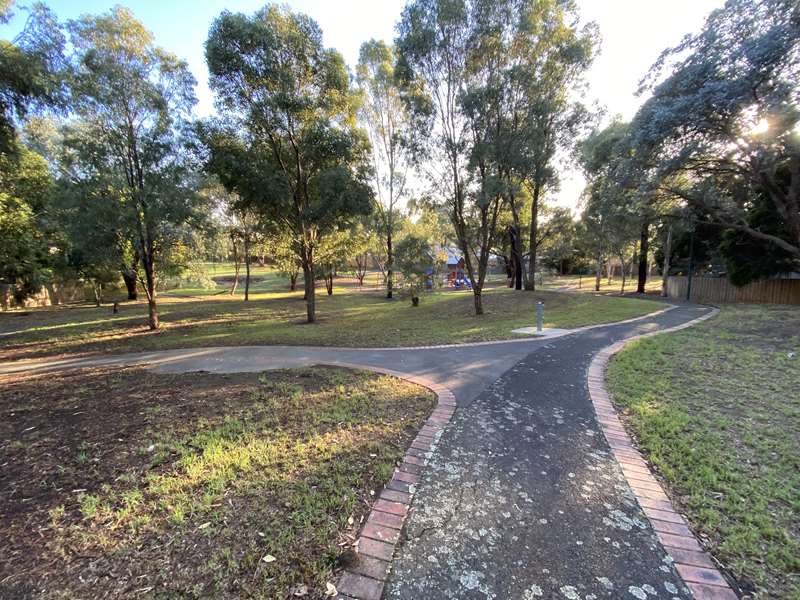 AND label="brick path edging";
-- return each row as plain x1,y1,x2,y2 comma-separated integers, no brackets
329,363,458,600
587,308,739,600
